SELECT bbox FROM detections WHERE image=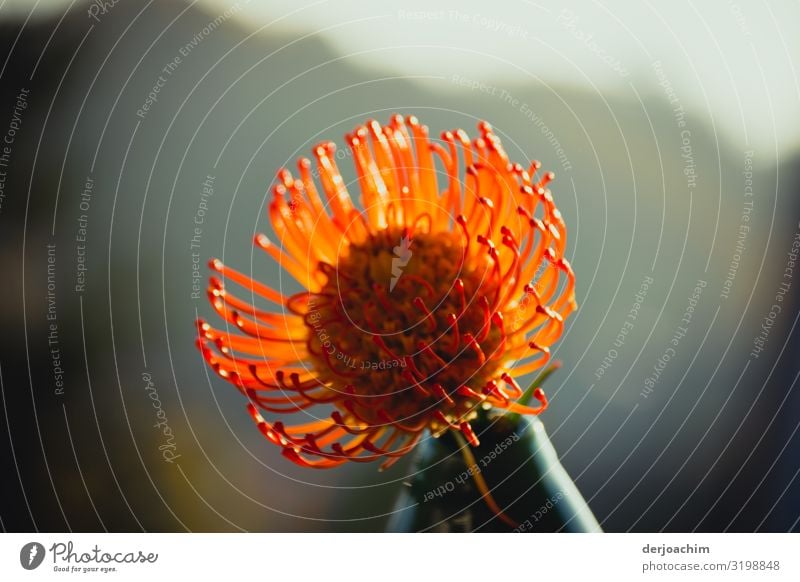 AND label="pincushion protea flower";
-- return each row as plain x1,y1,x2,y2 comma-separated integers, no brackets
197,115,576,470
